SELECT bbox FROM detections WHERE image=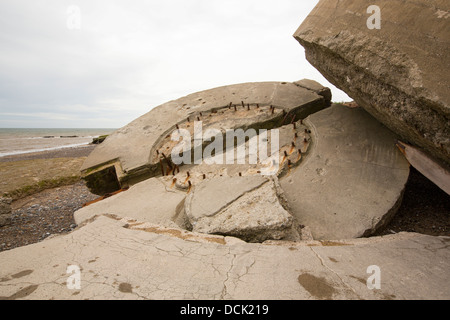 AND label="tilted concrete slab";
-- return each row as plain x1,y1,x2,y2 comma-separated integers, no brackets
80,81,330,195
280,104,410,240
186,176,268,222
0,215,448,300
185,176,300,242
294,0,450,168
74,177,186,228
